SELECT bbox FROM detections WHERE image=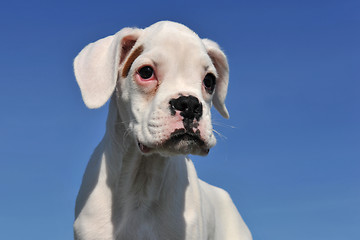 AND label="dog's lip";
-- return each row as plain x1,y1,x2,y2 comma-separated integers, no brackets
137,129,210,155
163,129,210,155
137,141,152,153
167,131,204,145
